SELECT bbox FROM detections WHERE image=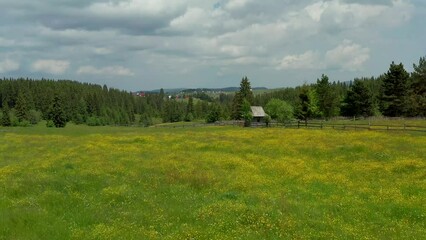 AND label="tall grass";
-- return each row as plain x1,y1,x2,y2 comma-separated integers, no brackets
0,125,425,239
